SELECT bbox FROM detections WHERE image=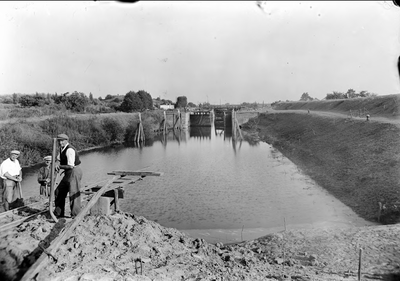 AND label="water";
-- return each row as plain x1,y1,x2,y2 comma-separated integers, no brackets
21,125,374,243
